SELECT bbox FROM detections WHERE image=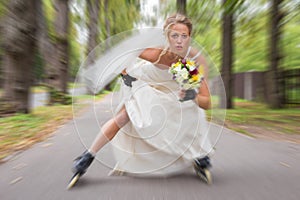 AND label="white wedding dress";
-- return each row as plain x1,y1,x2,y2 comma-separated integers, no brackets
110,49,213,176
